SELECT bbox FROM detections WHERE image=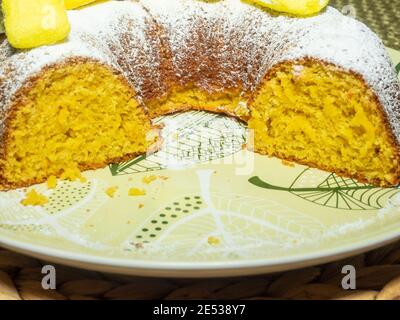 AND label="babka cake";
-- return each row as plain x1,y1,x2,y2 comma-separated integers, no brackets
0,0,399,190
